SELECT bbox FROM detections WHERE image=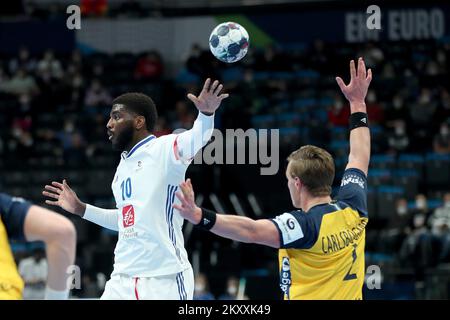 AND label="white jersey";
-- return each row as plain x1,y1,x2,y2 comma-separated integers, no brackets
110,134,191,277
